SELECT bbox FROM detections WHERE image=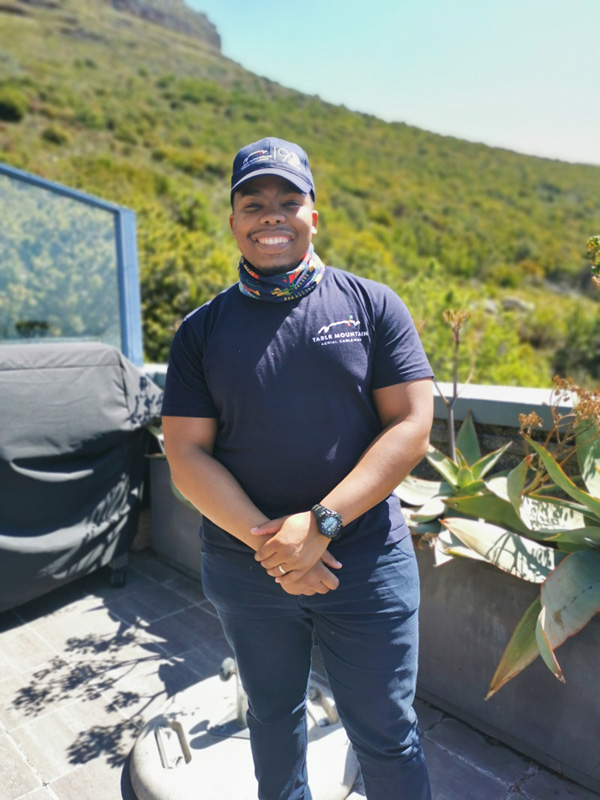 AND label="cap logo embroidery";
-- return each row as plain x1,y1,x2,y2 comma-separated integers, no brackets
241,147,302,172
275,147,302,168
241,149,270,171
